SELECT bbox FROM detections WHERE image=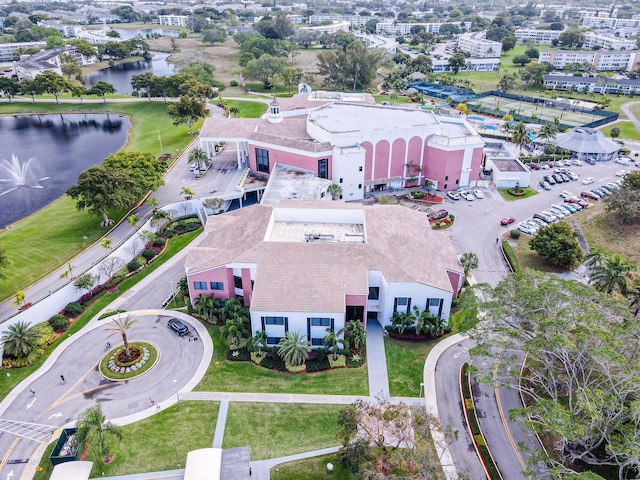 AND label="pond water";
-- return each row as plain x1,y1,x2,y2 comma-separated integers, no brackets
0,113,131,228
84,51,176,95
